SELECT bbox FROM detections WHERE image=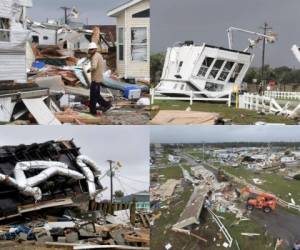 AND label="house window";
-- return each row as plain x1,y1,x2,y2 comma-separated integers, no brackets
43,36,49,40
229,63,244,82
0,17,10,42
118,27,124,61
132,9,150,18
32,35,39,43
131,27,147,61
218,61,234,81
197,57,214,77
